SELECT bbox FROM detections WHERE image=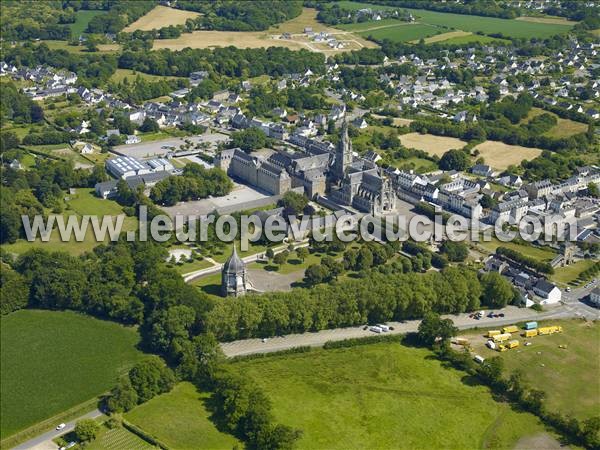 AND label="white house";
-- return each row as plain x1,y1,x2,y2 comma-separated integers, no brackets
125,135,141,145
80,143,94,154
533,279,562,305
